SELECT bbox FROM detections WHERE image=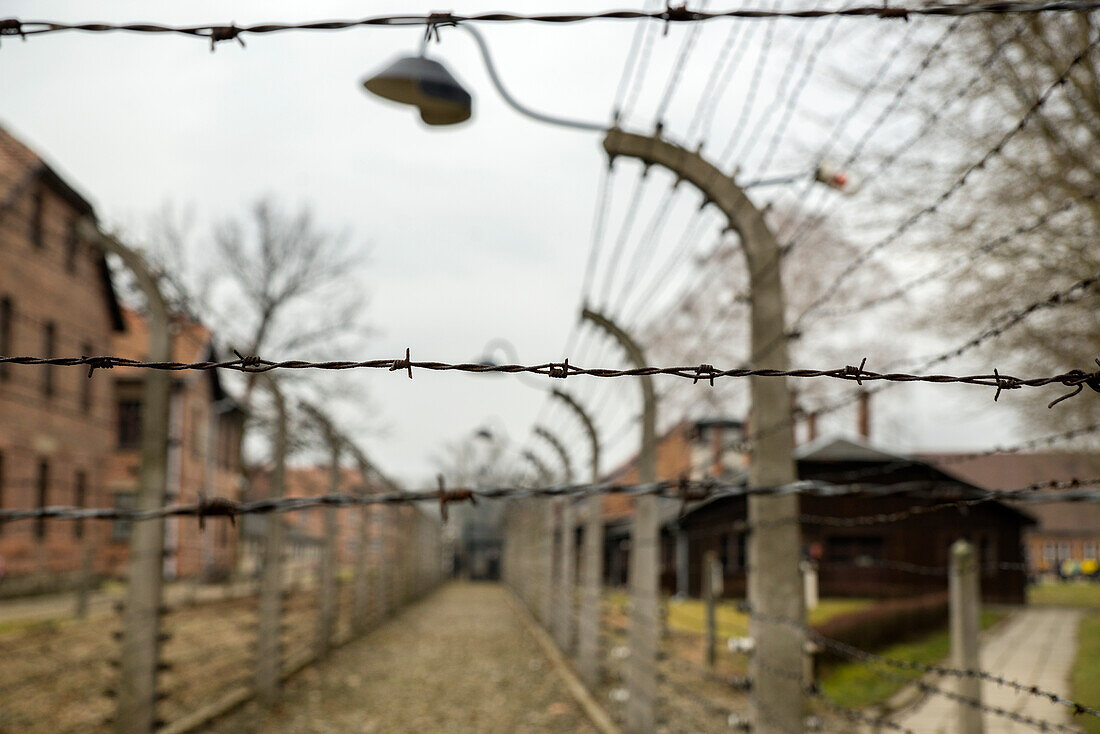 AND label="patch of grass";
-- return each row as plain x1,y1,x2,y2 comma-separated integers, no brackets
601,592,870,638
662,597,872,638
1072,614,1100,734
820,610,1004,709
0,616,63,639
1028,582,1100,609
